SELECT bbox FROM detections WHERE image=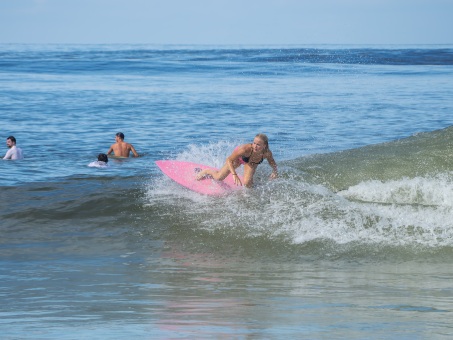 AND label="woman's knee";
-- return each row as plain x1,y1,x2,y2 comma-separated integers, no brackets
243,178,253,188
